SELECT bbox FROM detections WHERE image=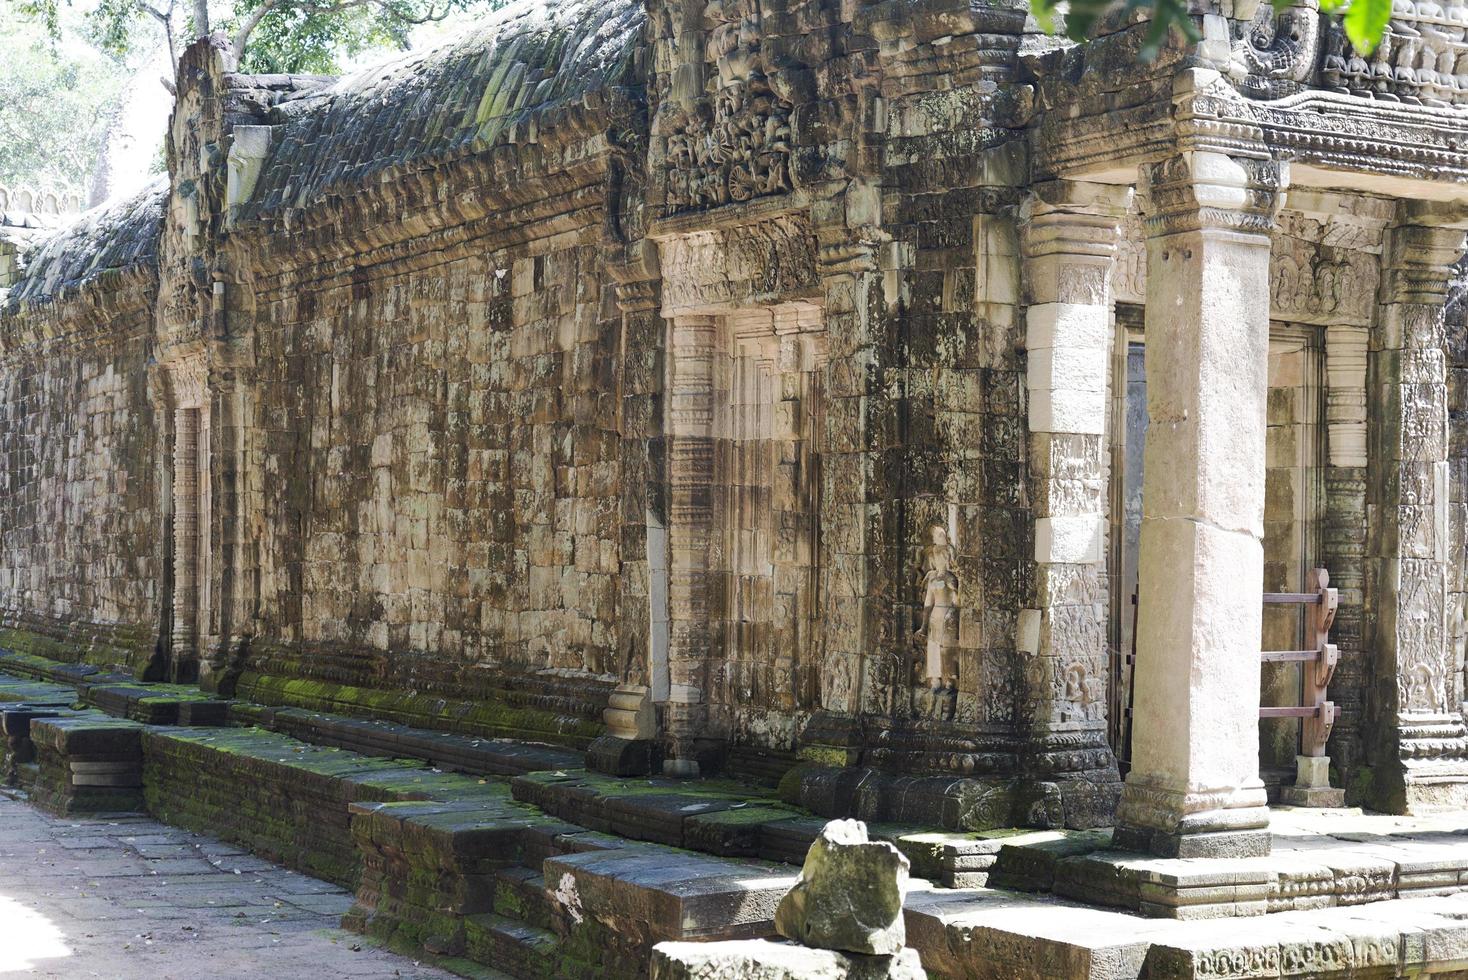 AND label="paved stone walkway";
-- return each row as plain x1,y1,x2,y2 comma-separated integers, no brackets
0,793,460,979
